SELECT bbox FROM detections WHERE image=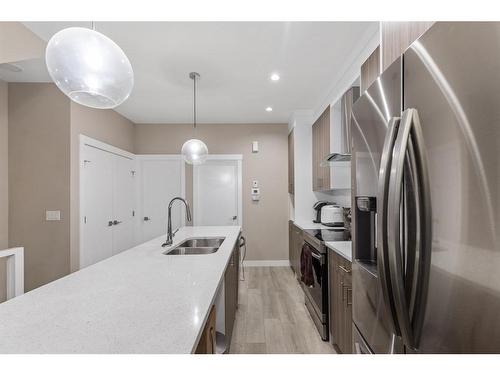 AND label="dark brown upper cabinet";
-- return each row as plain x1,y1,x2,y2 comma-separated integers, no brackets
360,45,380,93
312,107,330,191
288,129,295,195
381,22,434,71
